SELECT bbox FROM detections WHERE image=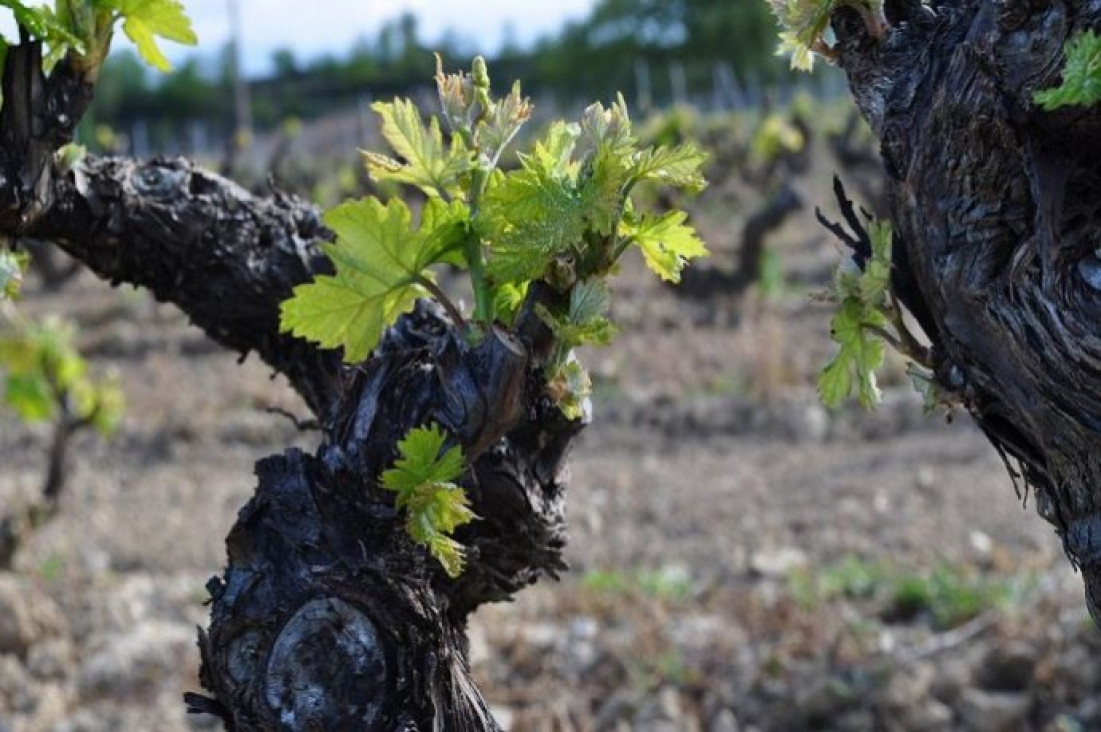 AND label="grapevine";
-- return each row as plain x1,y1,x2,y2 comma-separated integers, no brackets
280,56,709,574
